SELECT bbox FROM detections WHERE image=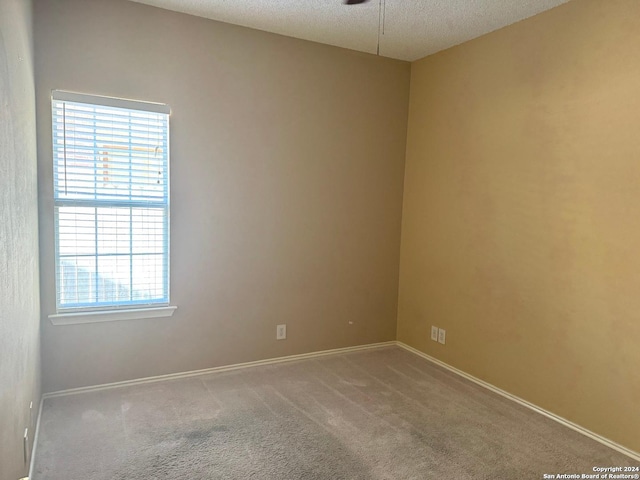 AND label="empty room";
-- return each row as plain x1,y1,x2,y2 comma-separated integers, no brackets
1,0,639,478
